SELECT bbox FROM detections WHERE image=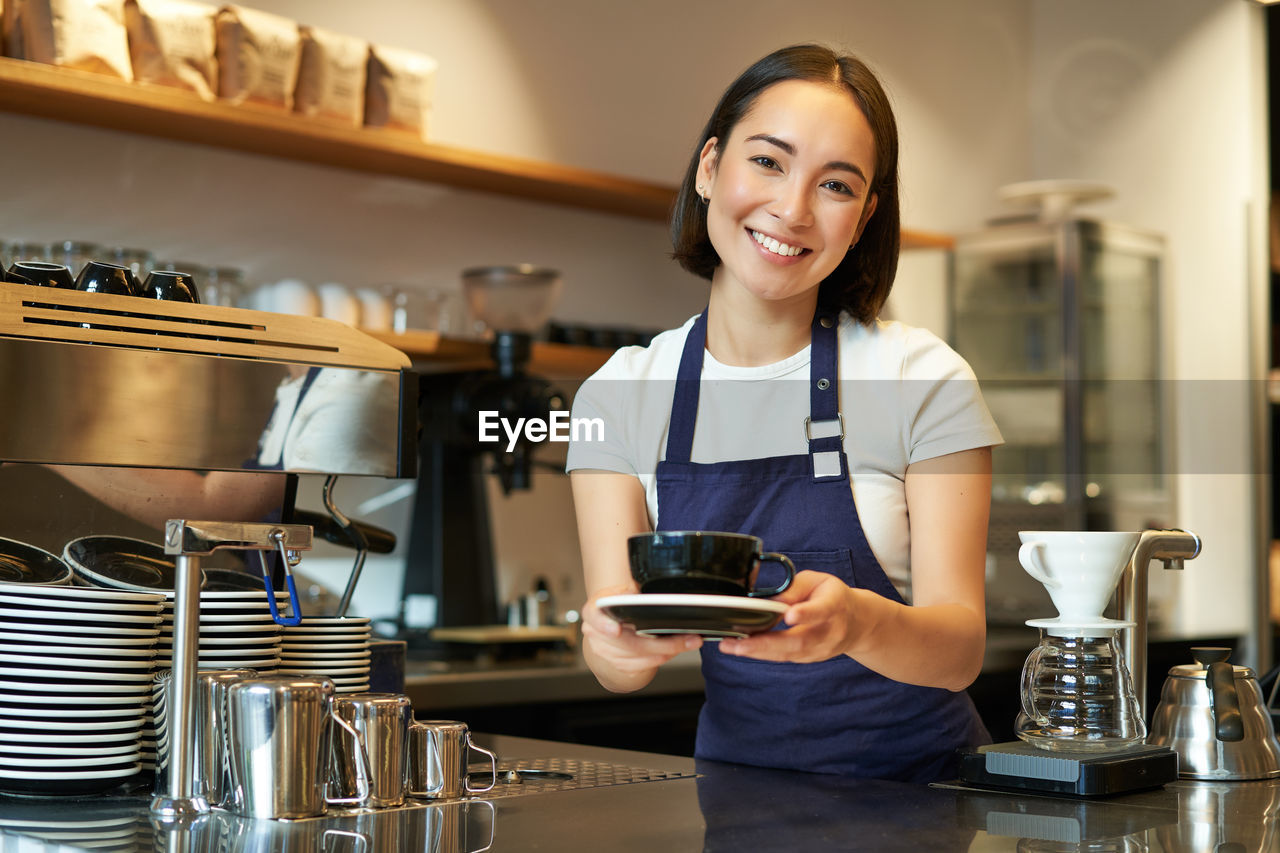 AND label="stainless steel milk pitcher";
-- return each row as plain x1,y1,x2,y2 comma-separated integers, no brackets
225,675,371,819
